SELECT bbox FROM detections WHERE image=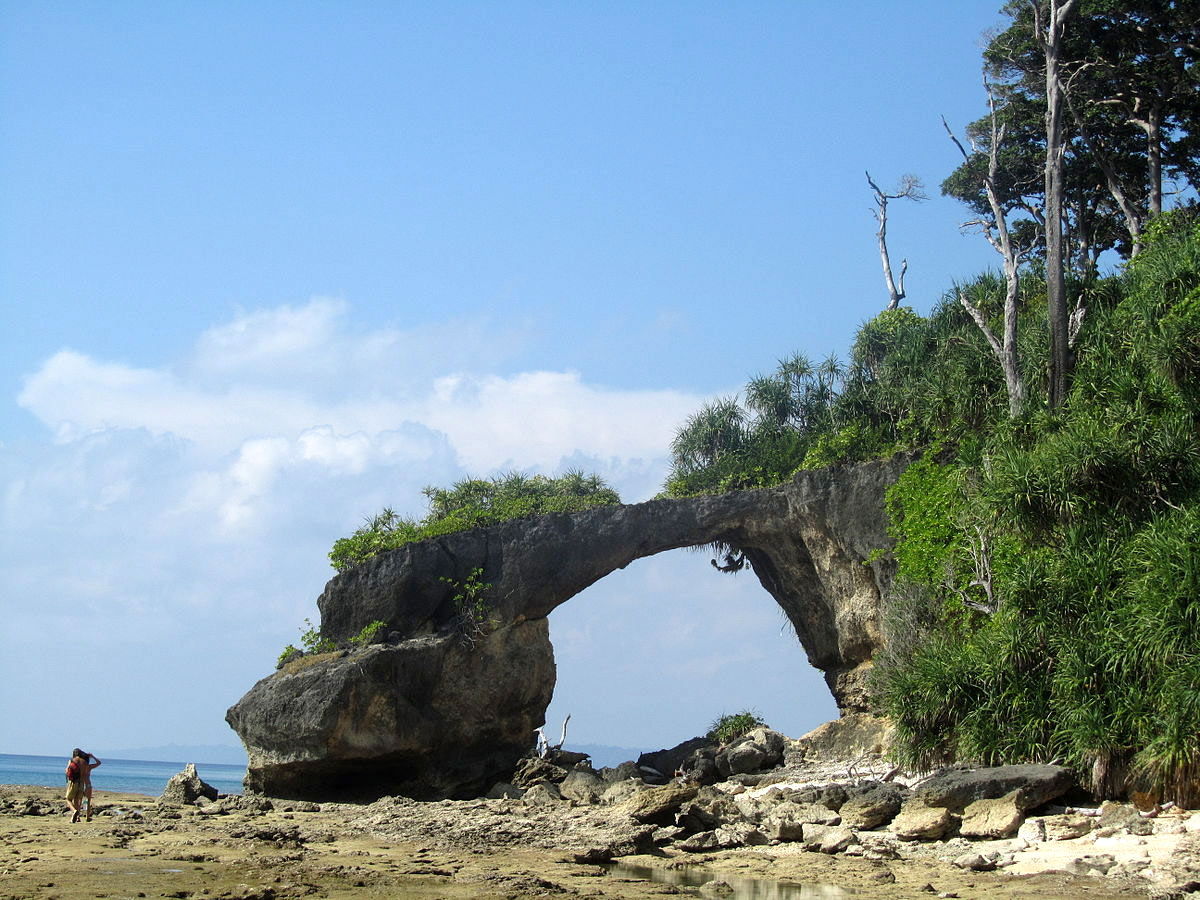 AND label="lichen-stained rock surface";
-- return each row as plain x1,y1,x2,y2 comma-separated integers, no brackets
228,453,912,800
227,620,555,800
